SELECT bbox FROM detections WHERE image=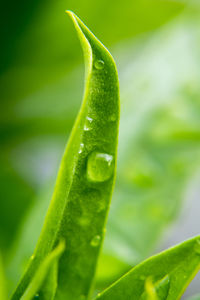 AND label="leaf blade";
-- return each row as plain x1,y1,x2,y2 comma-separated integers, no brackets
95,236,200,300
20,240,65,300
11,11,119,300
